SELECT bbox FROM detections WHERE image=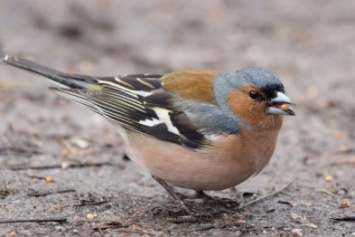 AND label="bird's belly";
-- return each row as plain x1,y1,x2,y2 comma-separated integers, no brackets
162,157,262,191
126,132,277,191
